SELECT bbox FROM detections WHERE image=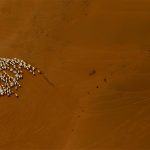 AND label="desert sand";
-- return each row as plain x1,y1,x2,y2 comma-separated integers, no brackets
0,0,150,149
